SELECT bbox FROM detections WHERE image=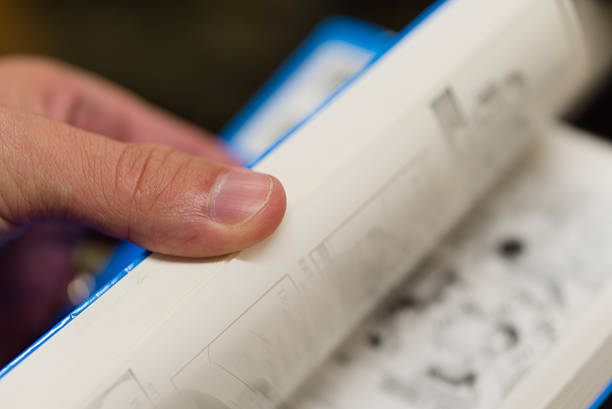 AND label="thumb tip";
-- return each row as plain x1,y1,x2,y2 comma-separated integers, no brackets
140,172,287,258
